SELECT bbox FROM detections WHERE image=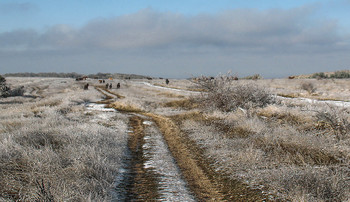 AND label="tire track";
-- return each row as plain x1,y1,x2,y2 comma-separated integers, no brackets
123,116,160,201
105,86,271,201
